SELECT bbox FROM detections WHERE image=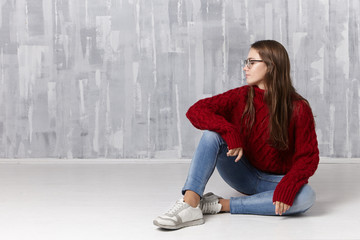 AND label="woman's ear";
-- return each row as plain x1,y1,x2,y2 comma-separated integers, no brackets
267,62,278,81
267,61,275,74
